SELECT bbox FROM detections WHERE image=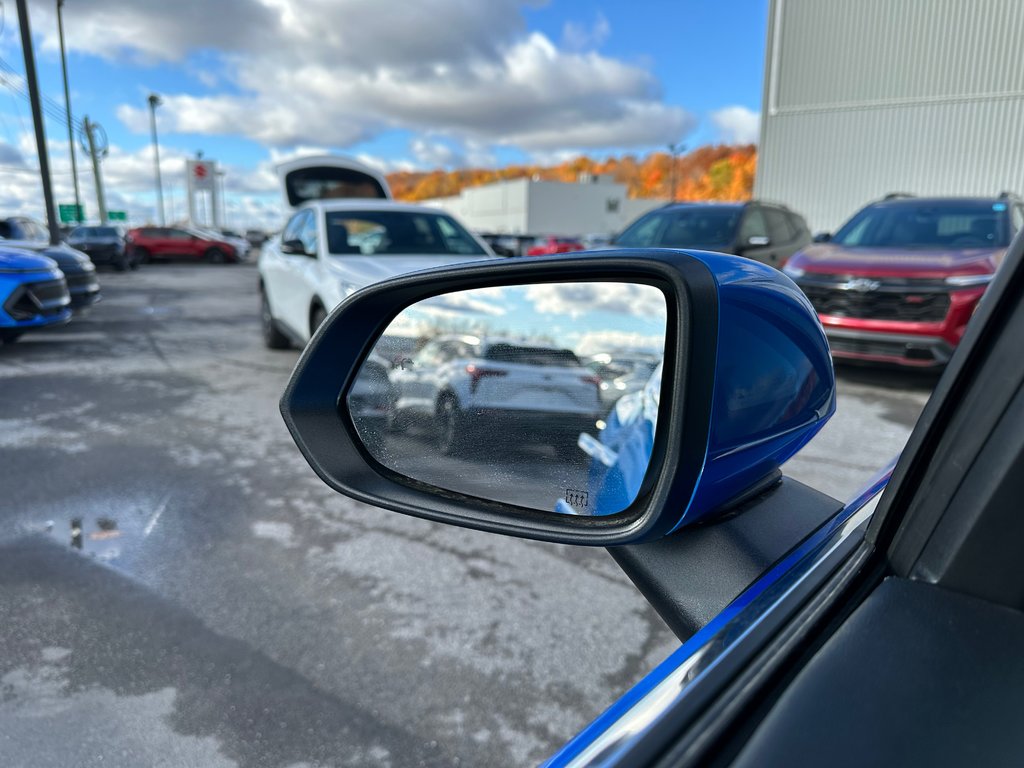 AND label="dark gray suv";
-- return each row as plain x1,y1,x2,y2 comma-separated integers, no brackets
611,201,811,268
